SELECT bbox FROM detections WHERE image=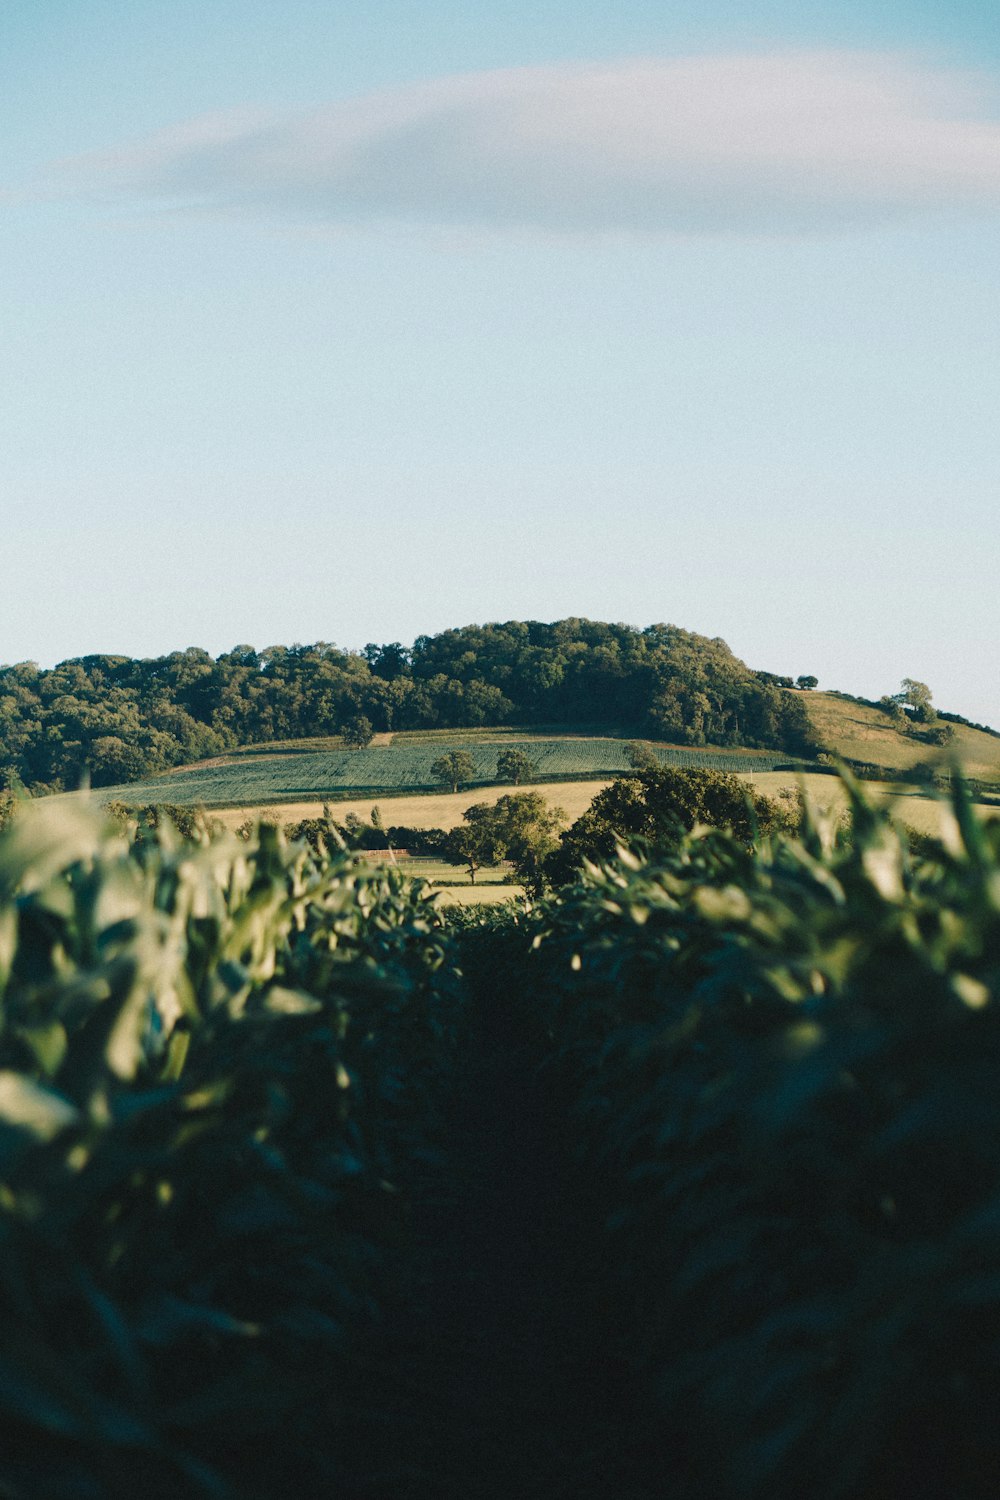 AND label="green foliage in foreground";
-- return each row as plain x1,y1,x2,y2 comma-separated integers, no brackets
2,778,1000,1495
494,777,1000,1499
0,802,458,1496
